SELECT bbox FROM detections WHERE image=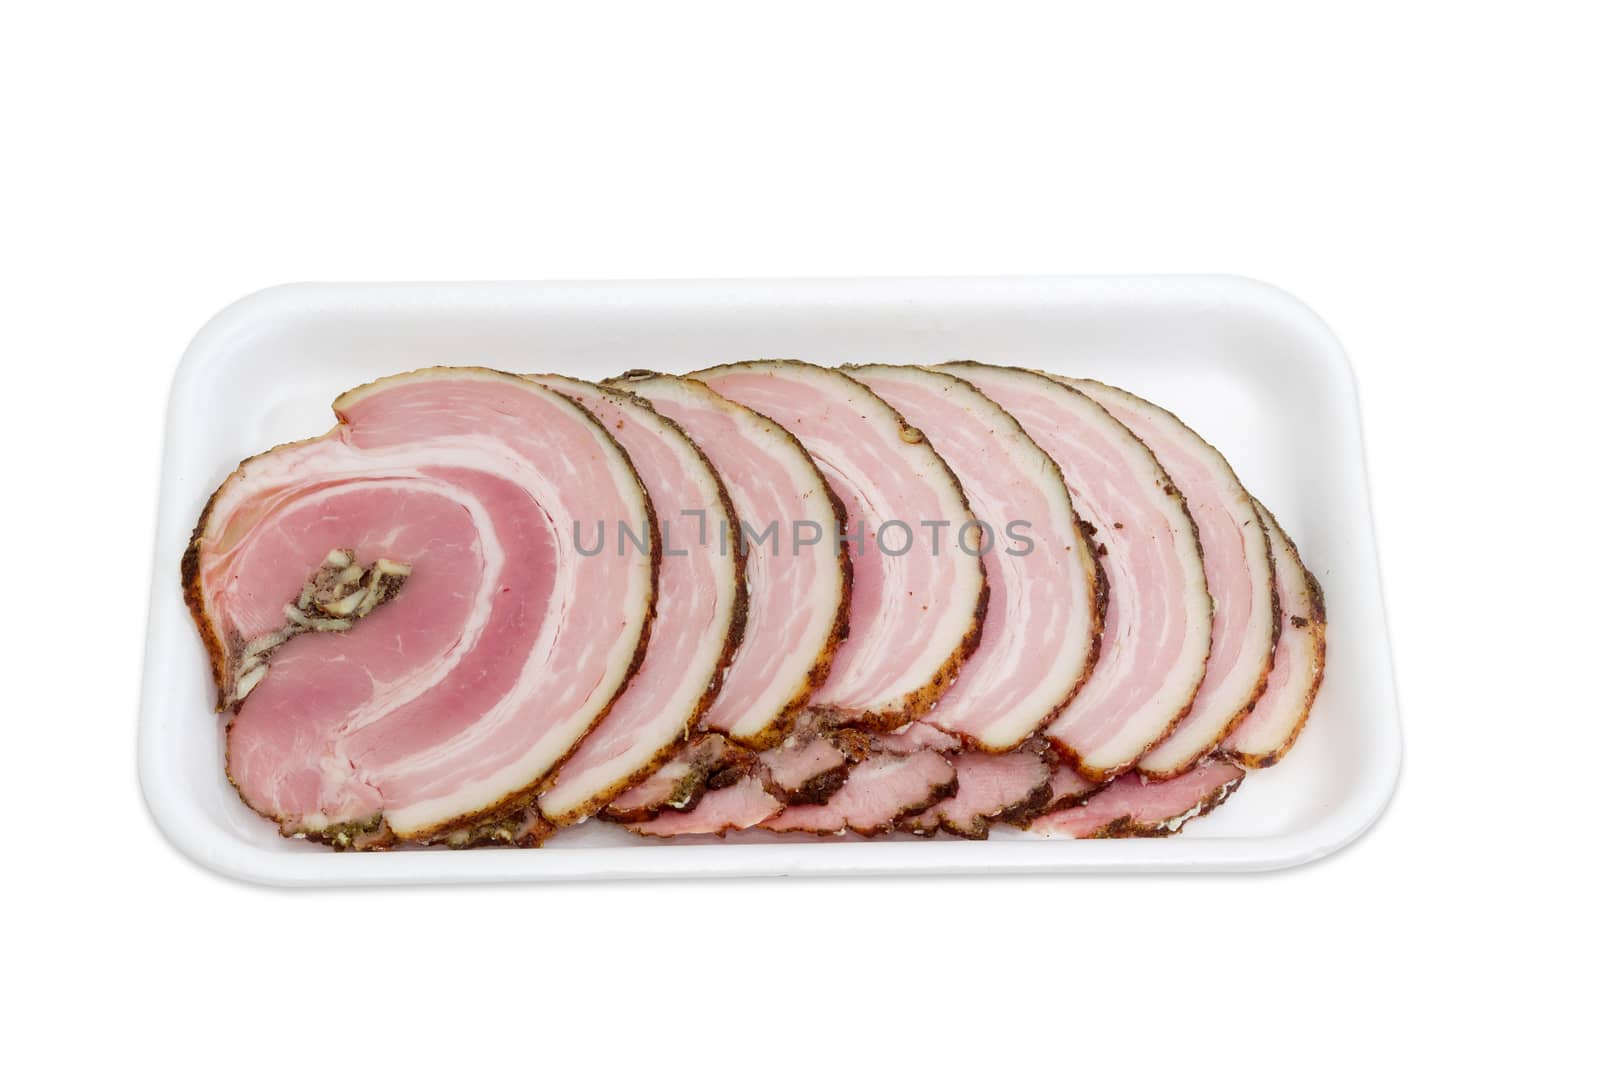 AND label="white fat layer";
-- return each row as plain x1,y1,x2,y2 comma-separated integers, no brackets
535,379,742,820
948,367,1213,774
1225,507,1324,758
851,365,1098,748
203,378,654,837
695,363,983,717
618,374,845,741
1072,380,1278,777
